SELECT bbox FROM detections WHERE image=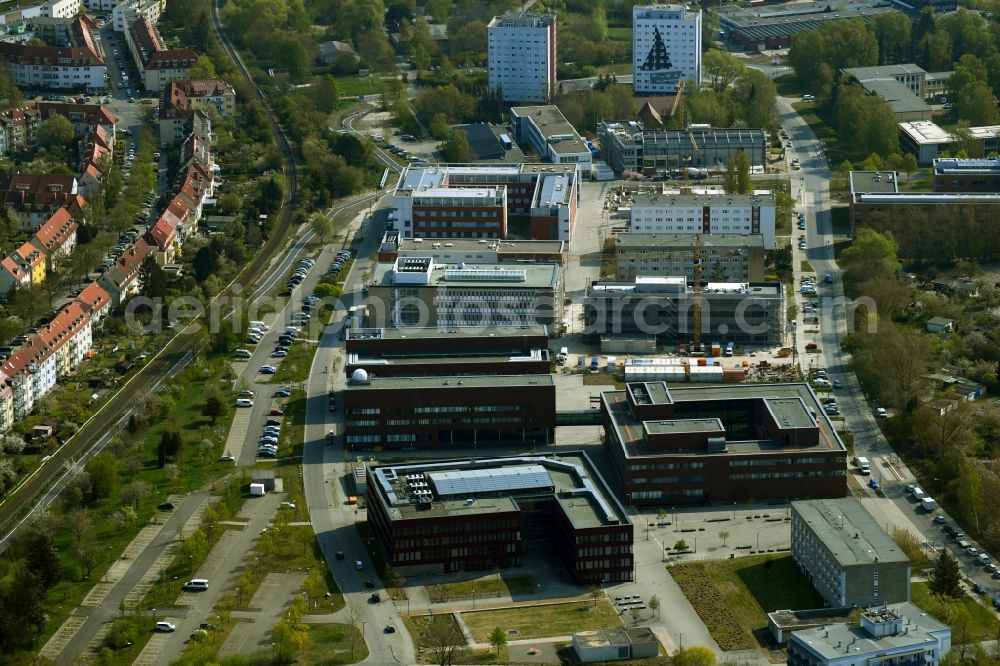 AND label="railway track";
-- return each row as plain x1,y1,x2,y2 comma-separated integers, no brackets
0,0,300,546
